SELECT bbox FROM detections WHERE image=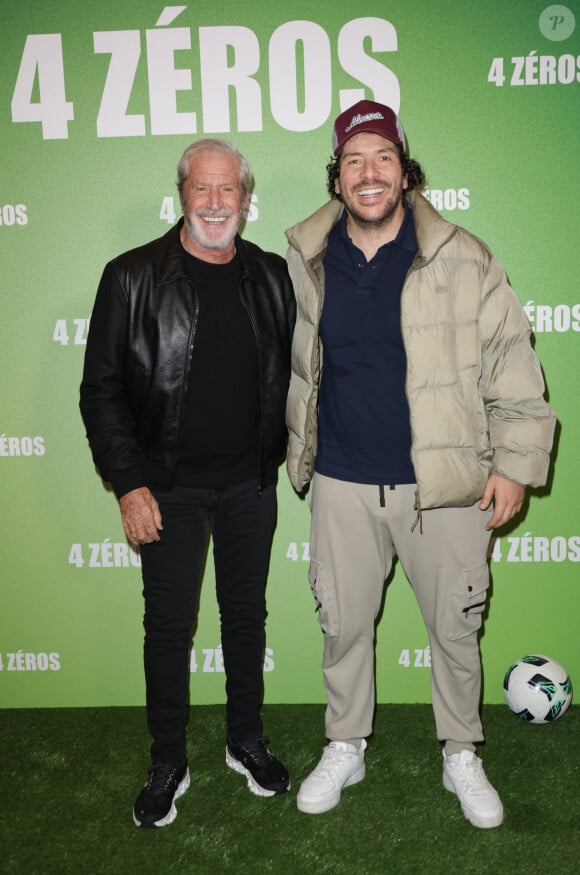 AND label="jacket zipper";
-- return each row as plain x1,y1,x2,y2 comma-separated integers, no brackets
169,277,199,483
298,254,325,488
239,274,264,495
